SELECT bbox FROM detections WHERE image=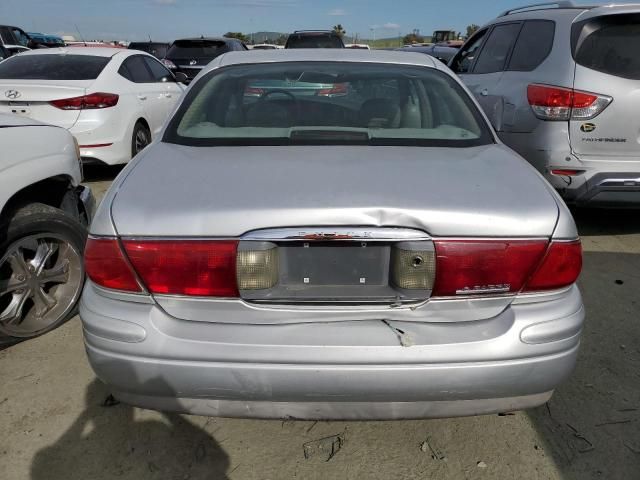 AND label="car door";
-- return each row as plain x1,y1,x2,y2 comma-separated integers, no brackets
119,55,167,137
142,56,184,120
451,23,522,130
